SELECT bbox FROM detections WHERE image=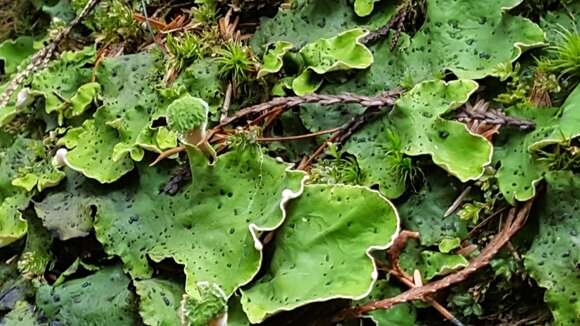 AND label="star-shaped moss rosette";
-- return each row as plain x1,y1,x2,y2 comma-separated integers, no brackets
94,146,306,296
241,184,399,323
